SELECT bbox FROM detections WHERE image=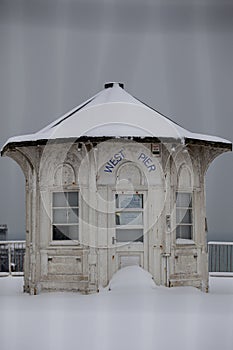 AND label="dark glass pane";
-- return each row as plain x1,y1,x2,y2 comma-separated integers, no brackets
176,193,192,208
66,225,79,240
176,209,192,224
115,212,143,226
115,194,143,209
53,209,67,224
176,225,192,240
68,192,79,207
67,209,79,223
116,212,120,225
53,225,79,240
53,192,68,207
53,225,70,240
116,229,143,242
